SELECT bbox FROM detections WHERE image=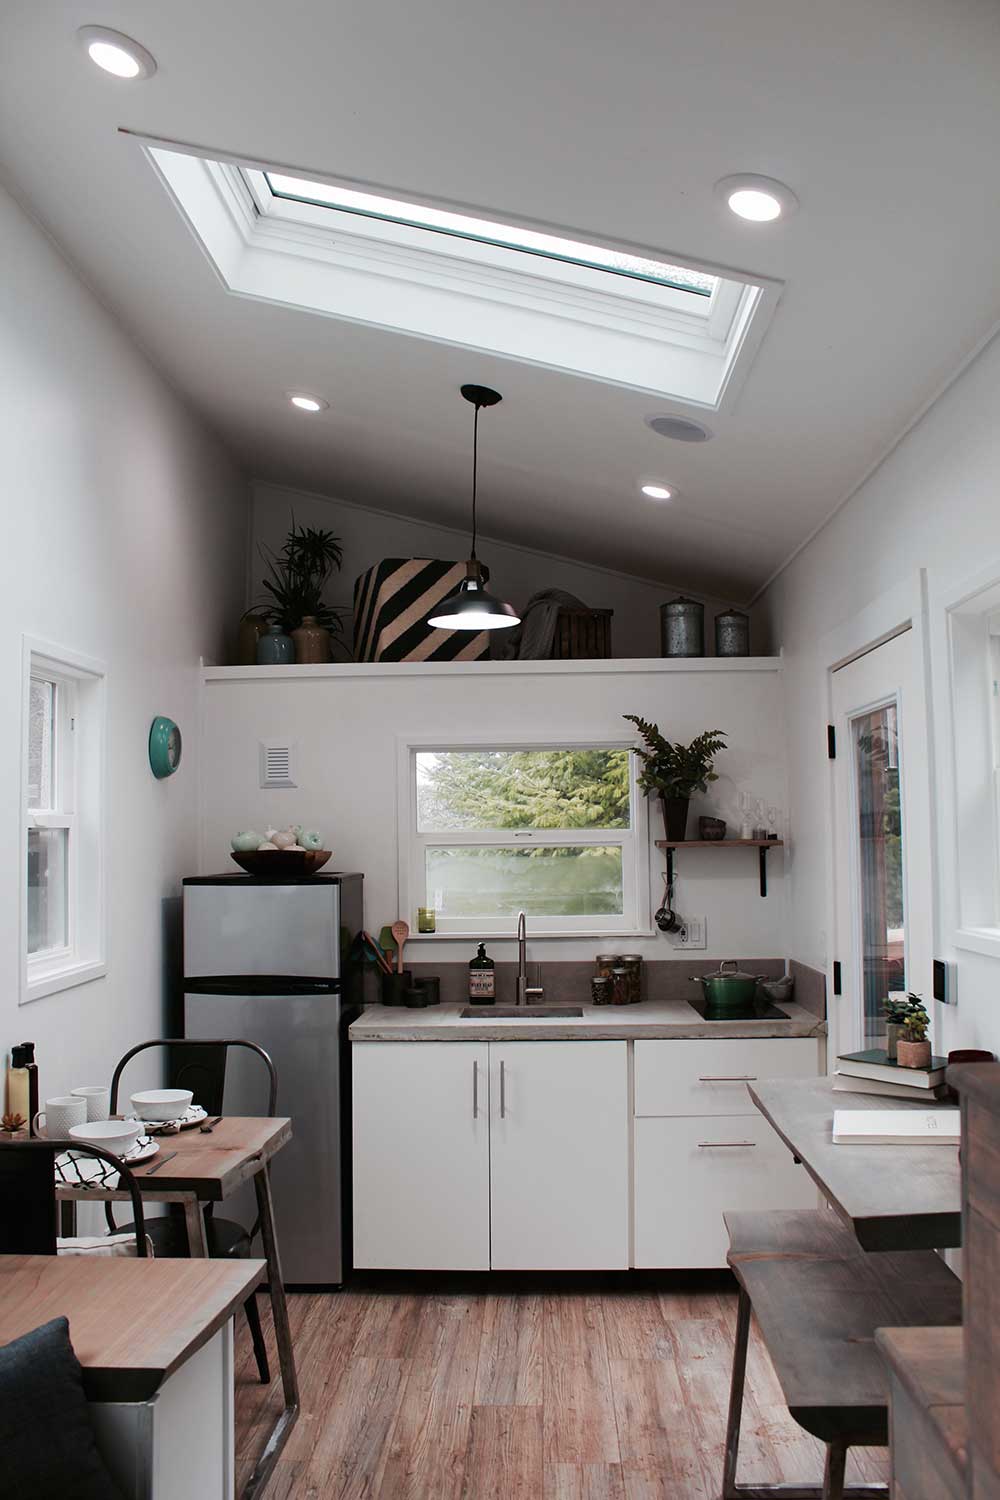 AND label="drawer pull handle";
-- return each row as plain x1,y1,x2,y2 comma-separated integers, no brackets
698,1075,758,1082
698,1141,757,1148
